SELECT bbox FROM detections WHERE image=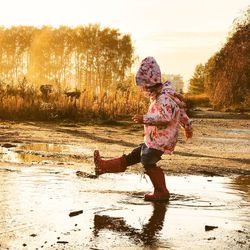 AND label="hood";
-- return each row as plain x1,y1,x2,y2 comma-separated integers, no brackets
135,57,161,87
161,81,186,108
